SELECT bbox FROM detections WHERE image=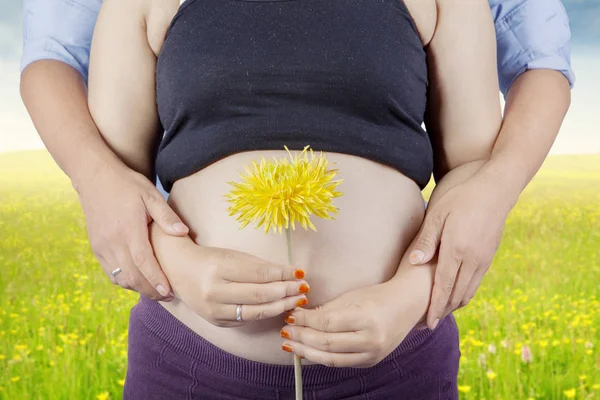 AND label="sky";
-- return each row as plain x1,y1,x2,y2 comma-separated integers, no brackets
0,1,599,154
